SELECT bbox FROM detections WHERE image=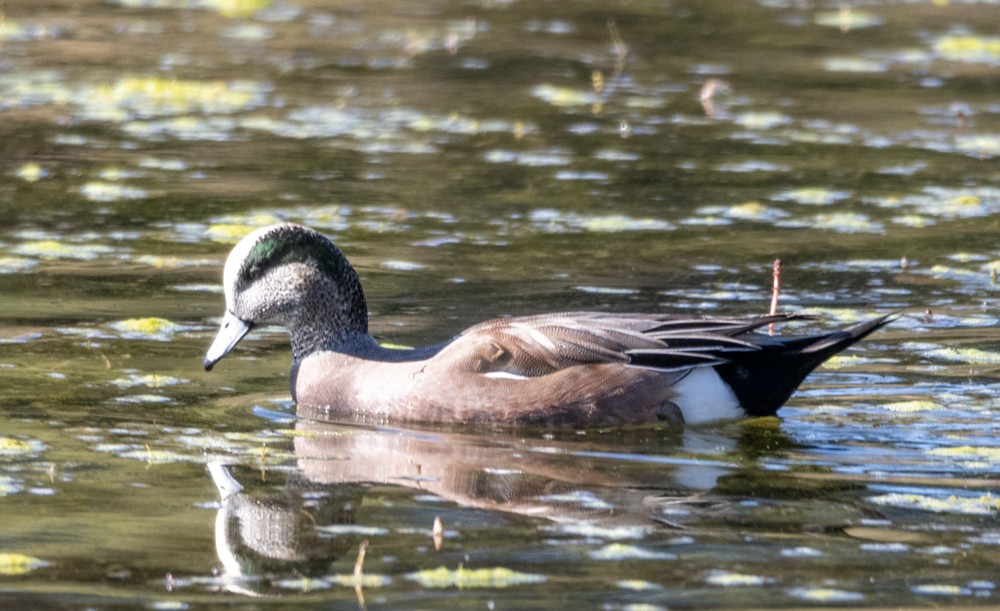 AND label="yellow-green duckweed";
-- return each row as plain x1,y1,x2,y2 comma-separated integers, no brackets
109,318,184,340
406,566,547,588
0,553,49,576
